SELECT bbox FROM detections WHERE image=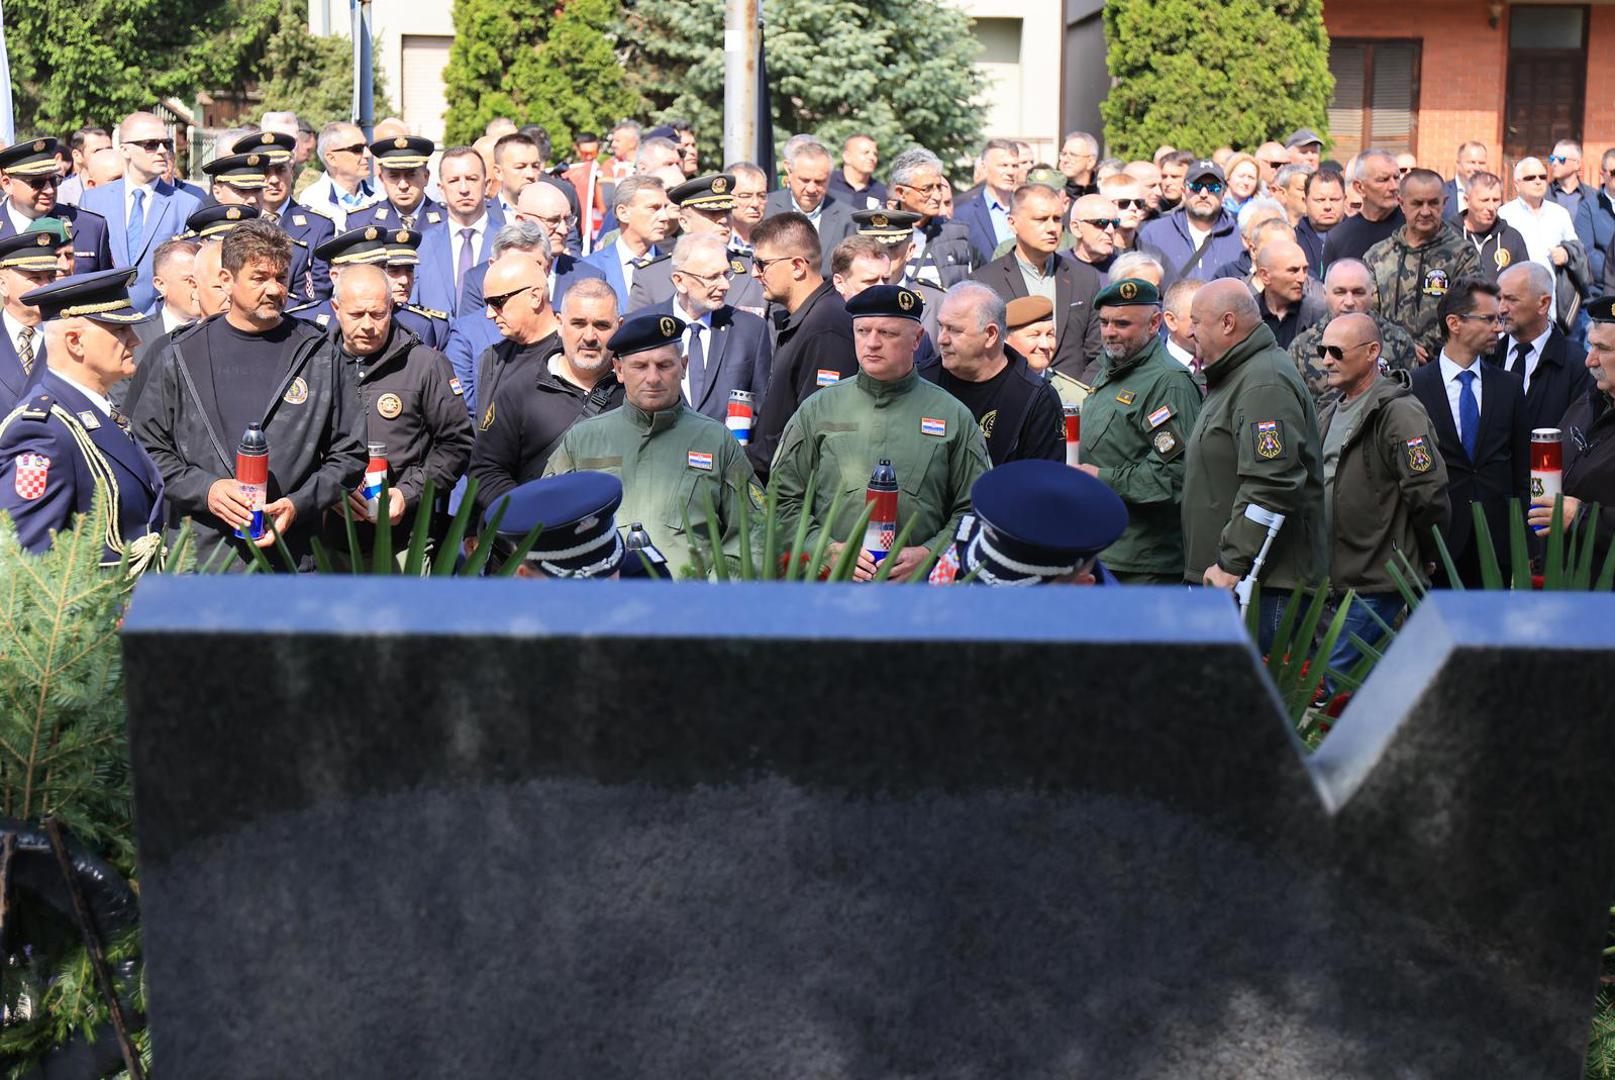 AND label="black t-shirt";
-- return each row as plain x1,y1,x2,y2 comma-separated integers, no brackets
1321,207,1406,268
939,358,1063,465
208,316,297,445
